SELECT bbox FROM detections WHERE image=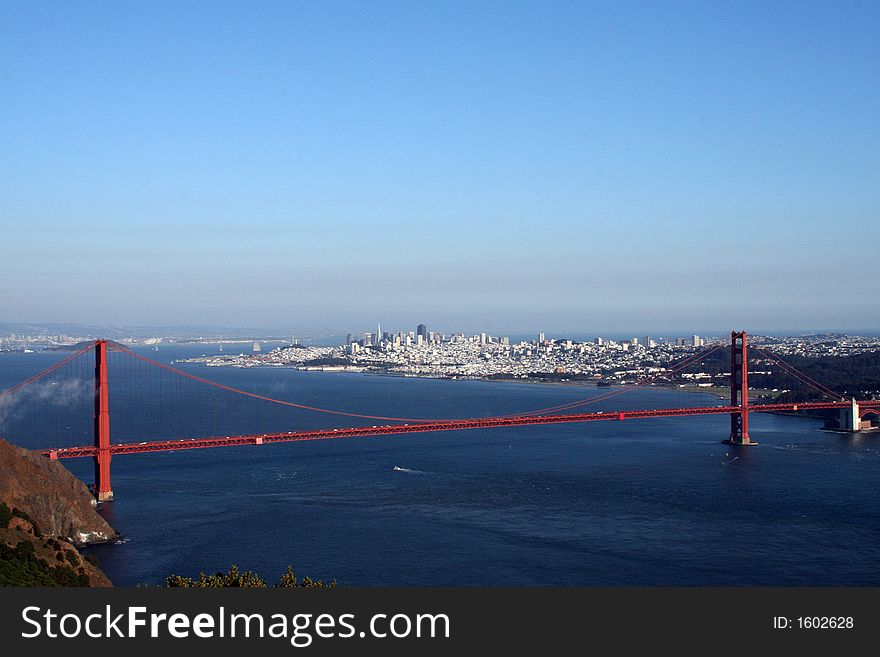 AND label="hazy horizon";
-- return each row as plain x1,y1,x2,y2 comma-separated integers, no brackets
3,319,880,341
